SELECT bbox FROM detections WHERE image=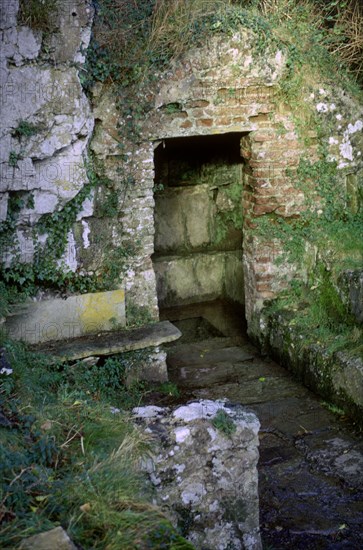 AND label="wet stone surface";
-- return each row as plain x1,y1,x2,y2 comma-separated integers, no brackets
159,301,363,549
